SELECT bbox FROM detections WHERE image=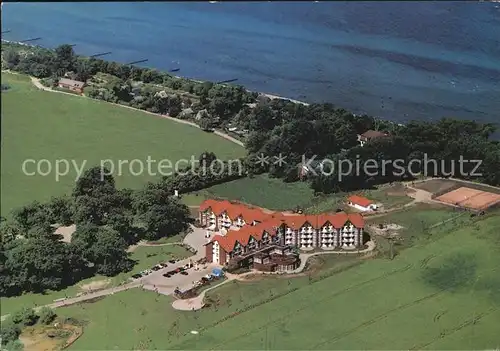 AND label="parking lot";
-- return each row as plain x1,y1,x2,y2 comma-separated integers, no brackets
135,226,219,296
